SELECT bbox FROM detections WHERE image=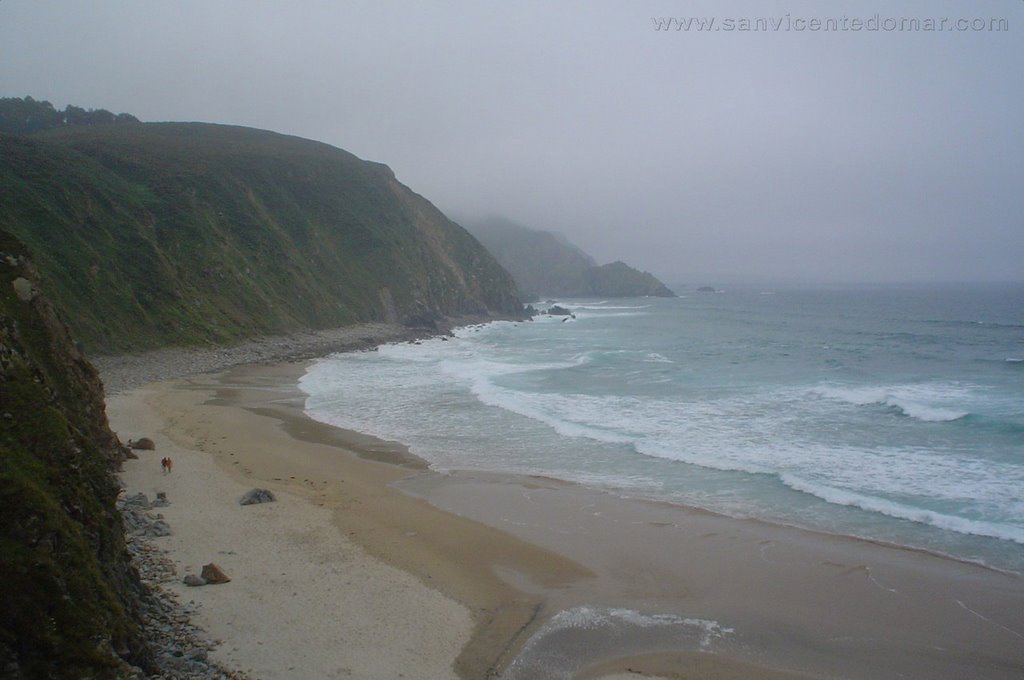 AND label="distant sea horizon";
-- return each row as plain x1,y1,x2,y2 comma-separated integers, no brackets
663,278,1024,292
301,282,1024,573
